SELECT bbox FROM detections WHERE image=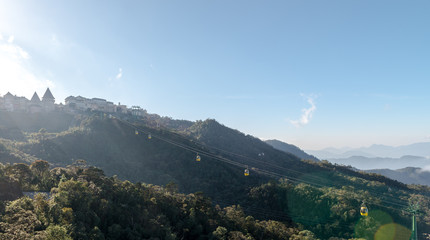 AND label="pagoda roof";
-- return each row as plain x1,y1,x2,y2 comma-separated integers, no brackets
42,88,55,100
